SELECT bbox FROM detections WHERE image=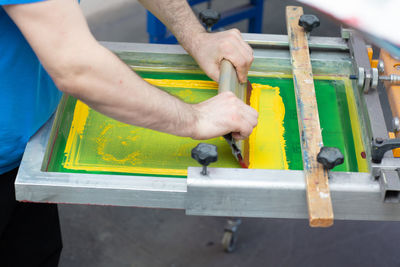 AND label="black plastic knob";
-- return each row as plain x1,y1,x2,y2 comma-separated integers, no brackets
191,143,218,175
371,138,400,163
317,147,344,170
199,9,221,30
299,14,320,33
